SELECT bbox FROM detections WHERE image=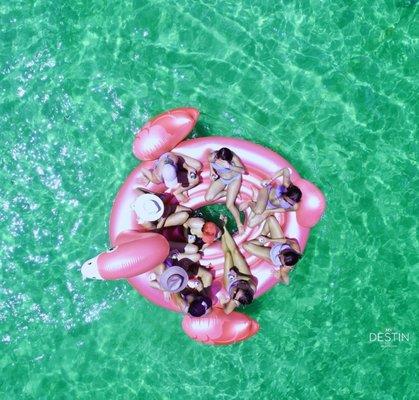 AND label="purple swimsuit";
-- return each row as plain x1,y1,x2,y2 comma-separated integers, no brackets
267,185,293,210
269,243,292,268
